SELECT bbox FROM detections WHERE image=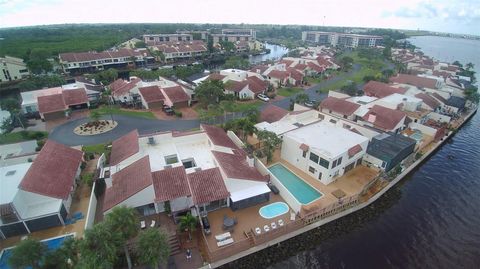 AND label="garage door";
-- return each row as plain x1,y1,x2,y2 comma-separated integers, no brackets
344,162,355,173
43,111,66,121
